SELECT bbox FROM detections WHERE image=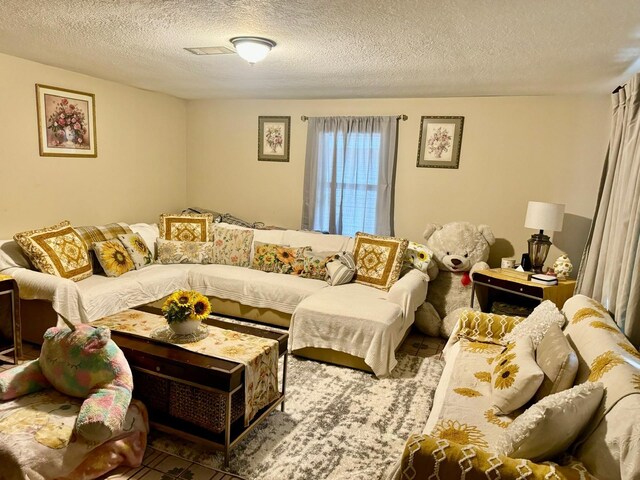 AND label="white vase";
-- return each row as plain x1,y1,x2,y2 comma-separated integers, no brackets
64,125,77,144
169,318,201,335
